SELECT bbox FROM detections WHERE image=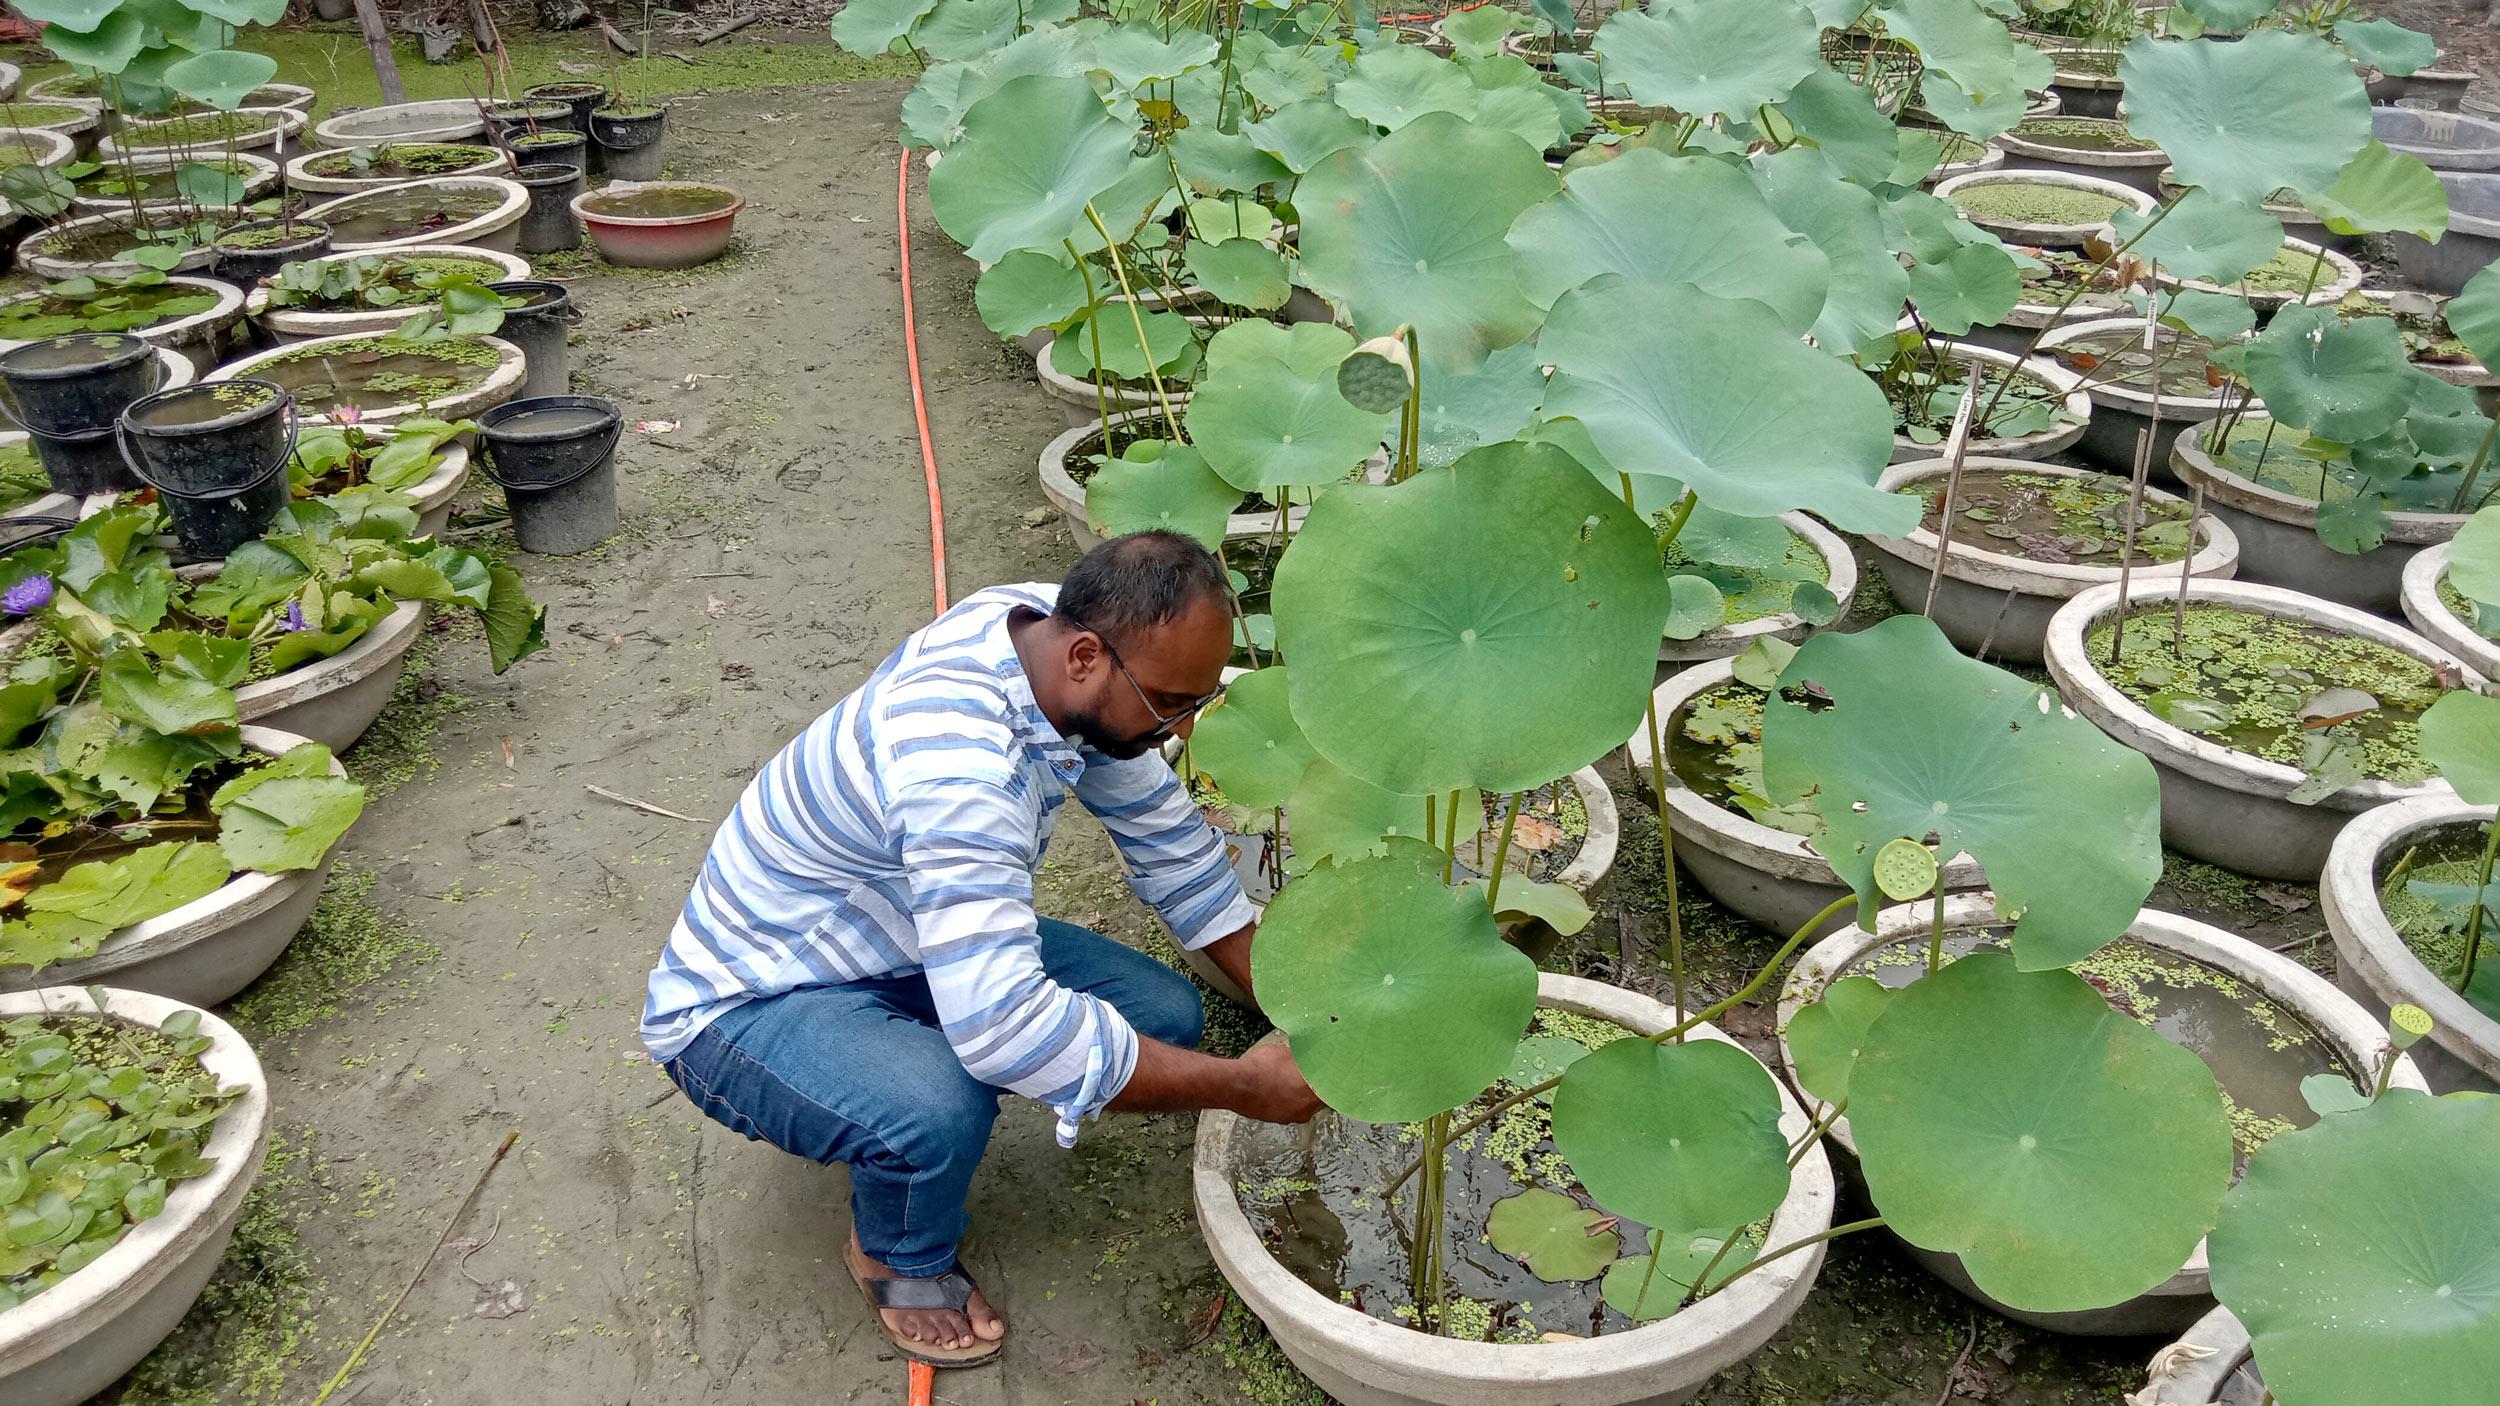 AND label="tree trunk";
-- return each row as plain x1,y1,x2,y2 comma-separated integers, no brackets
350,0,407,105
